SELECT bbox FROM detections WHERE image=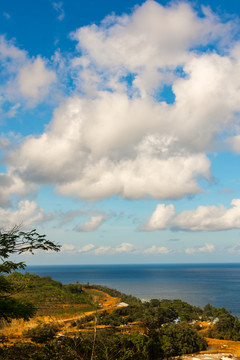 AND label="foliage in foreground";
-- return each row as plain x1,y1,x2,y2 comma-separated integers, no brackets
0,325,207,360
0,227,60,321
23,323,62,343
